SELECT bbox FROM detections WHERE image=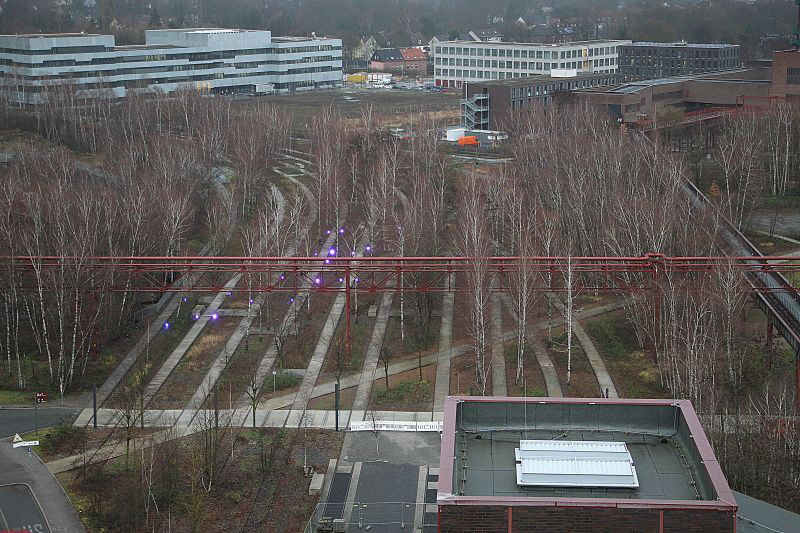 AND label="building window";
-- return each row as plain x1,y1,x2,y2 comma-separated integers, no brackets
788,67,800,85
